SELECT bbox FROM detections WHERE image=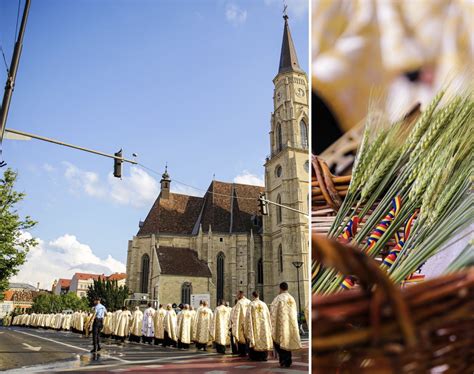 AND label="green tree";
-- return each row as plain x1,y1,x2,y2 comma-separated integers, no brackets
31,292,91,313
0,169,37,299
87,278,129,311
